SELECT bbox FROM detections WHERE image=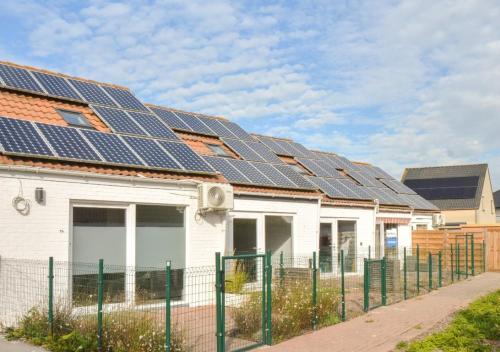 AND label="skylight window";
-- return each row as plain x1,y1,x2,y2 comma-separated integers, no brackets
57,109,93,128
207,144,231,158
